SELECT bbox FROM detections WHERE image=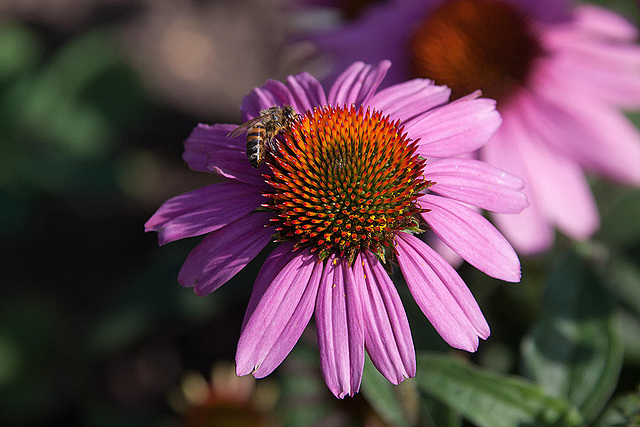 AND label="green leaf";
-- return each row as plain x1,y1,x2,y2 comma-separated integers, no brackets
421,394,462,427
0,22,41,81
602,252,640,316
616,310,640,365
416,352,583,427
580,0,638,22
522,248,623,422
594,387,640,427
361,356,410,427
596,186,640,247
